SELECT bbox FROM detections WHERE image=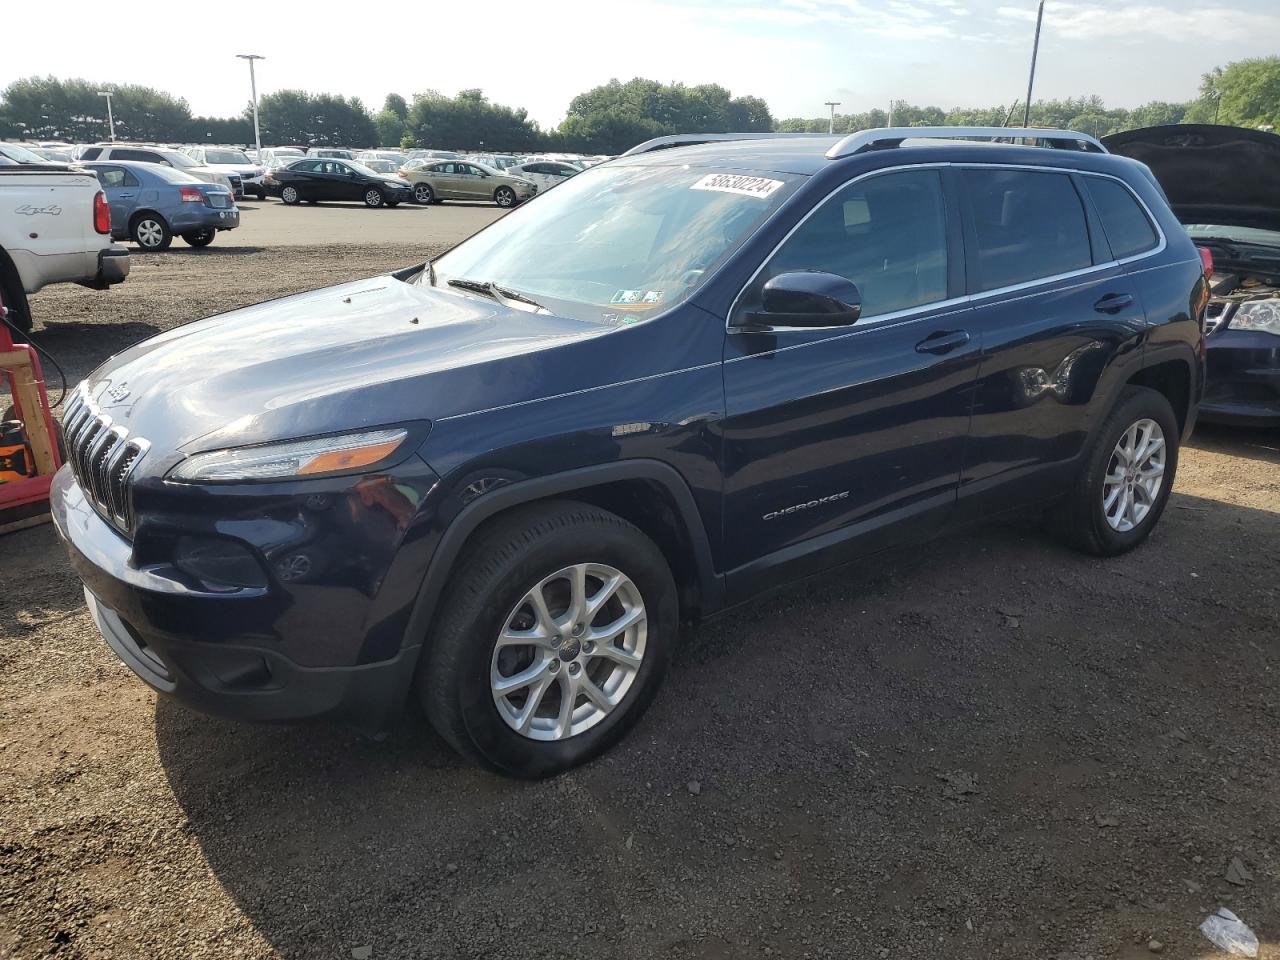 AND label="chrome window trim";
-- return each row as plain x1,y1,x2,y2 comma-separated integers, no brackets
726,161,1170,343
